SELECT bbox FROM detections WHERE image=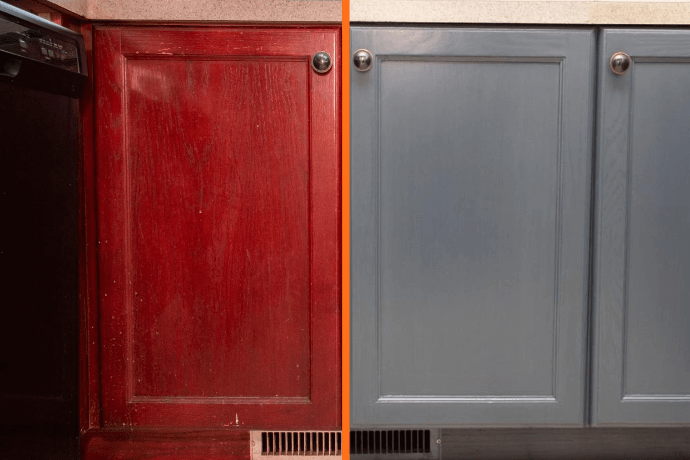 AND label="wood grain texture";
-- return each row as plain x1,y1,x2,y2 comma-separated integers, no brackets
350,26,595,427
82,429,249,460
592,28,690,426
94,26,340,430
127,57,311,400
440,428,690,459
79,21,101,433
